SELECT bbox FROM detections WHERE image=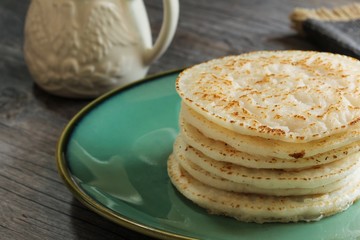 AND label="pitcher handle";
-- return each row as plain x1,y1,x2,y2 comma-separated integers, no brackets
144,0,179,65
